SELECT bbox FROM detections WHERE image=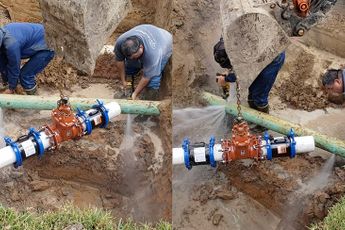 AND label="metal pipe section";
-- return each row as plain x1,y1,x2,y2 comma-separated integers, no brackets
0,94,160,116
0,101,121,169
202,92,345,157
